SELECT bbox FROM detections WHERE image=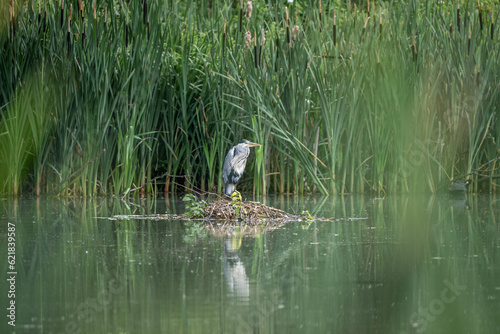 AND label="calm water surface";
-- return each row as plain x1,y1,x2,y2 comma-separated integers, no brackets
1,194,500,333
